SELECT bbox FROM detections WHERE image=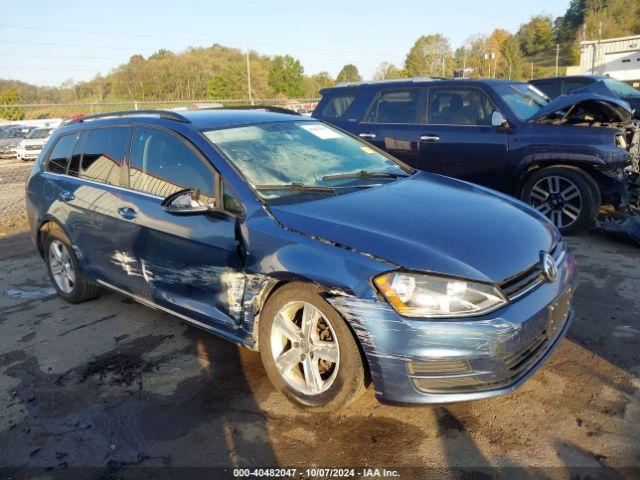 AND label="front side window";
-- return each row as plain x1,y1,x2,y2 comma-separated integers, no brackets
562,79,591,94
320,92,357,119
129,126,216,201
46,133,77,174
428,88,495,126
204,121,410,204
493,83,549,121
531,81,560,98
365,89,421,124
79,127,129,186
28,128,54,140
